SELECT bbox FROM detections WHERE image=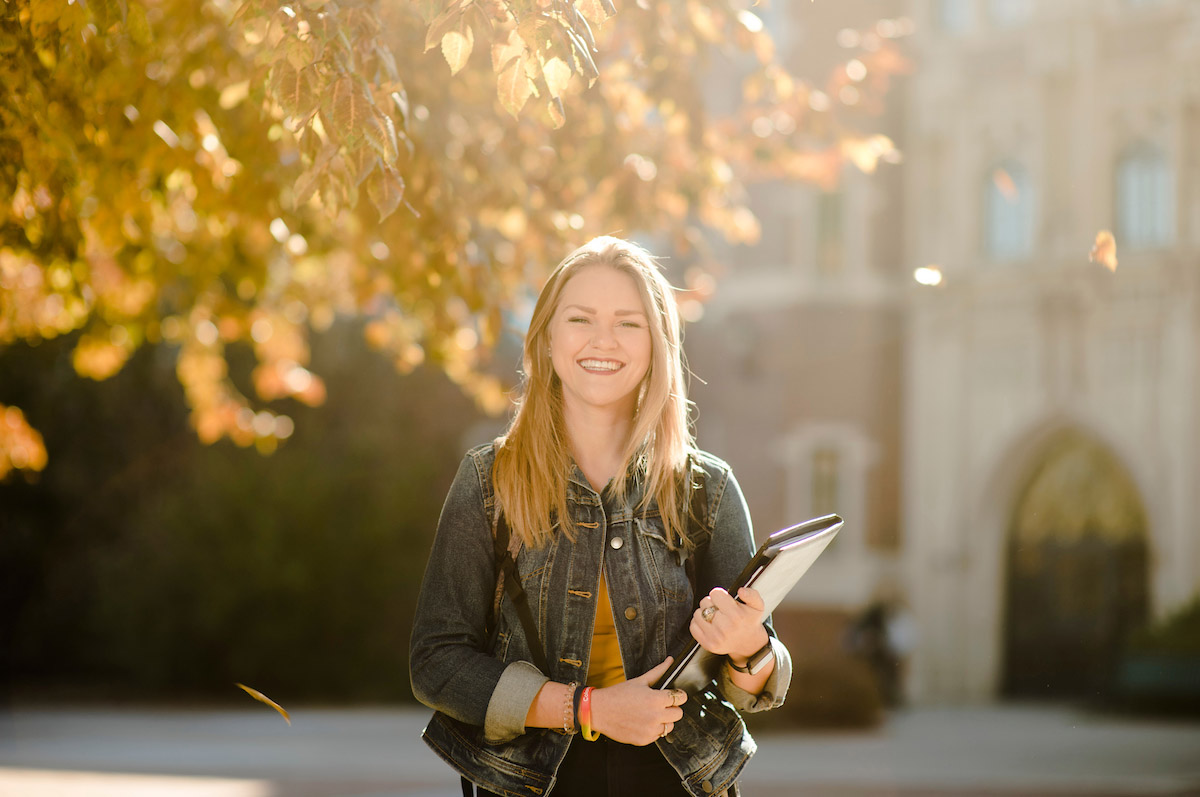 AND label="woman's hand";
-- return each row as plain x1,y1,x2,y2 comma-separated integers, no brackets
590,657,687,746
690,587,769,665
